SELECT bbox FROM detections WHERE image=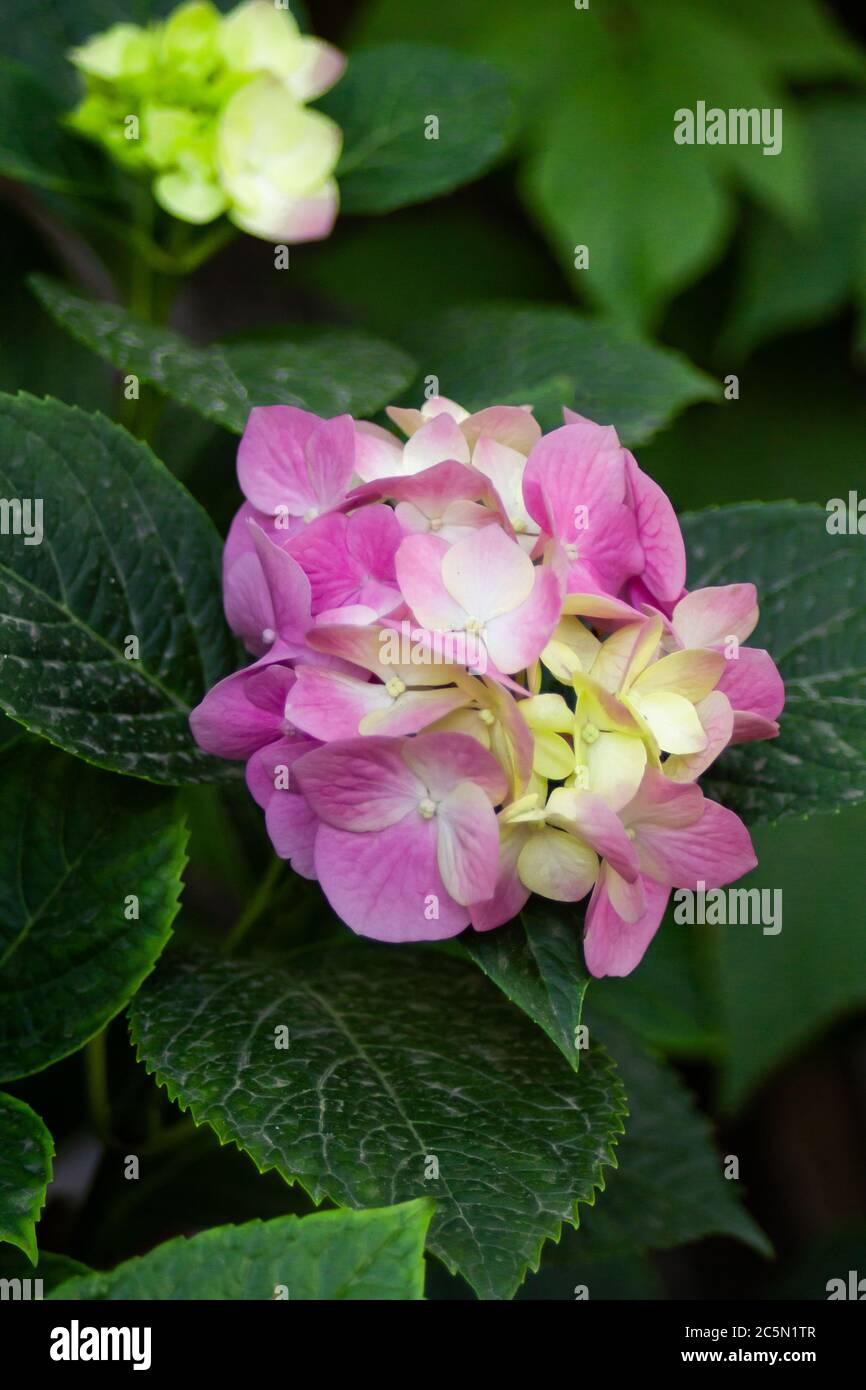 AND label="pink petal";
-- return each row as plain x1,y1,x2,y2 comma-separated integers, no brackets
353,421,403,483
402,412,470,472
189,658,295,760
401,730,508,805
623,452,686,603
395,533,467,631
359,686,473,737
313,819,469,941
350,459,493,513
246,735,318,809
584,869,670,977
436,779,500,905
730,710,781,743
663,690,734,781
626,576,683,620
673,584,759,648
442,524,535,622
715,646,785,726
223,500,300,583
293,736,423,831
545,788,640,882
289,505,401,617
623,767,704,830
484,565,564,675
637,794,757,888
306,620,444,685
223,551,277,656
249,522,313,651
264,183,339,244
462,405,541,453
285,664,390,741
522,419,627,539
571,500,643,593
238,406,355,518
265,791,319,878
469,823,532,932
